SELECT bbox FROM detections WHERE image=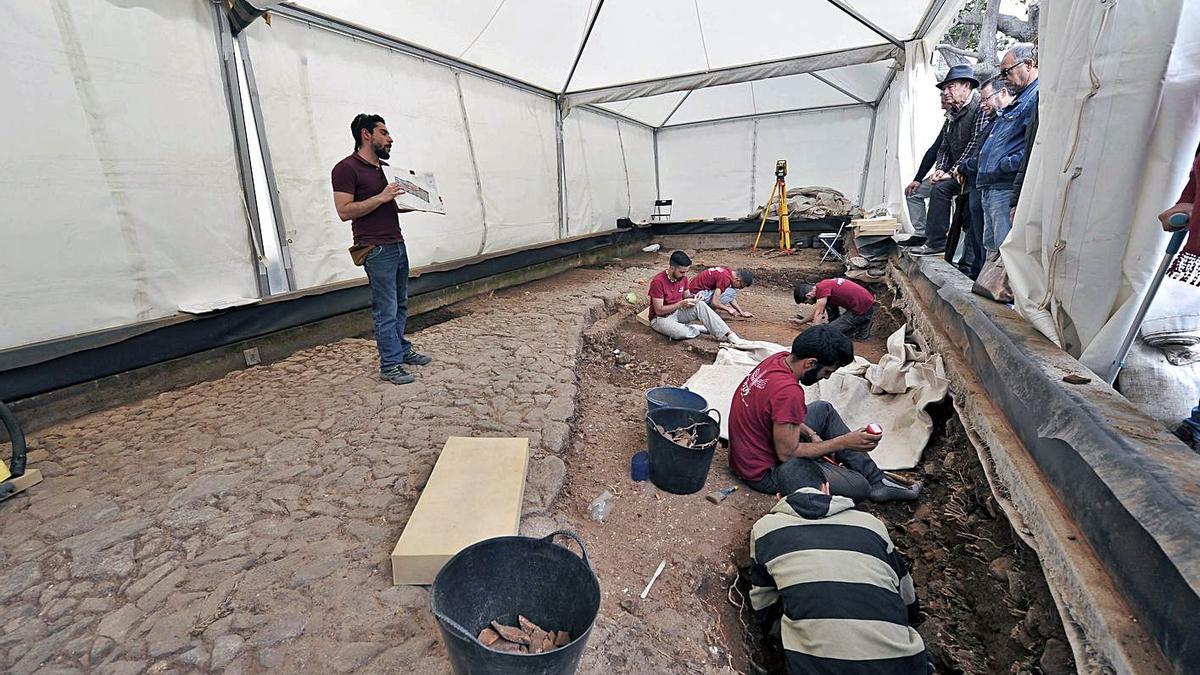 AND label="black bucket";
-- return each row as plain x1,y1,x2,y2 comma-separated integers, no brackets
429,531,601,675
646,406,721,495
645,386,707,414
